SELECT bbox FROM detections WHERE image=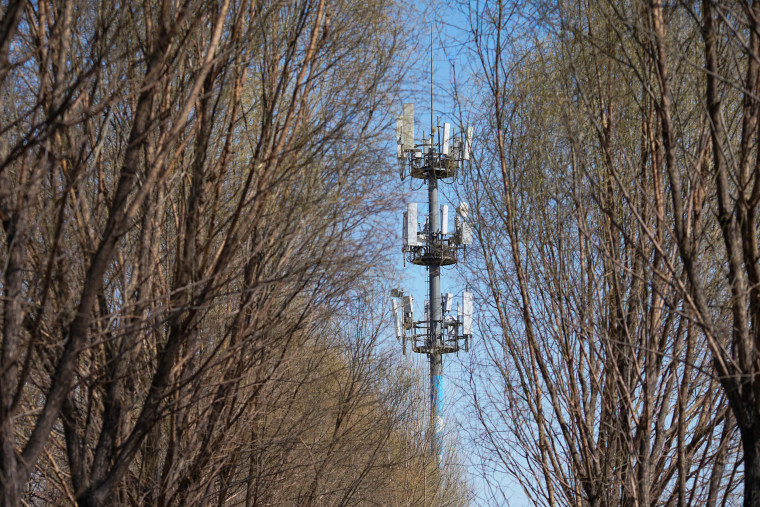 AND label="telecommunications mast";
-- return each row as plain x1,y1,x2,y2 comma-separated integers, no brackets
389,50,475,465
